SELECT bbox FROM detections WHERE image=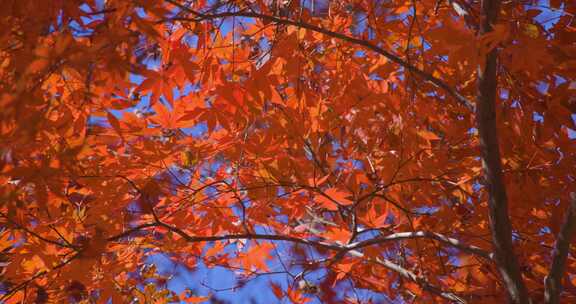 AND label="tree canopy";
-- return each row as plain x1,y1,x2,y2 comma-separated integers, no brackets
1,0,575,303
